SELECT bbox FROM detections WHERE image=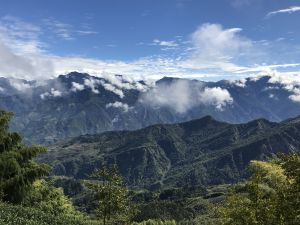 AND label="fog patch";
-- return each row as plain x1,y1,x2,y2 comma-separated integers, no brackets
140,79,233,113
